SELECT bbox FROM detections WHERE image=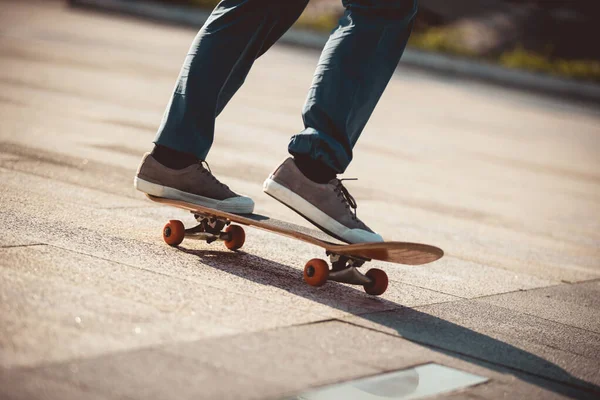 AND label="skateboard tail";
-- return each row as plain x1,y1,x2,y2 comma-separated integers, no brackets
333,242,444,265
